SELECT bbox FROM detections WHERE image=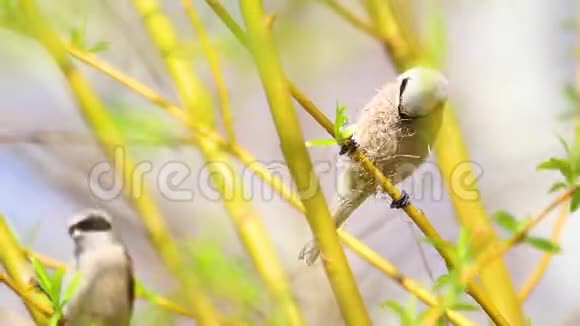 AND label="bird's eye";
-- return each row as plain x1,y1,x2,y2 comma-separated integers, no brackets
398,77,411,119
